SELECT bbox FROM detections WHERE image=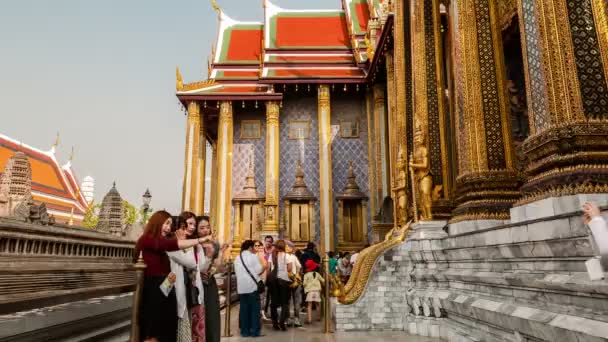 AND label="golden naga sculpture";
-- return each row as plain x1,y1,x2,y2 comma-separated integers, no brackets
337,221,411,305
364,33,375,60
409,120,435,221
